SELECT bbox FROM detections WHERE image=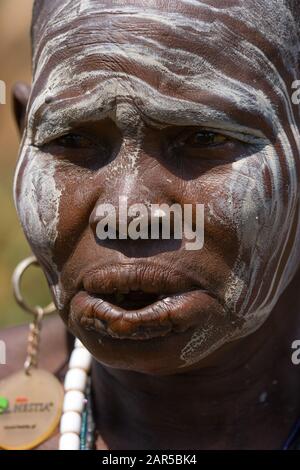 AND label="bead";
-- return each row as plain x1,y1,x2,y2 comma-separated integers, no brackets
59,346,95,450
69,347,92,372
63,390,85,413
59,432,80,450
74,338,84,348
64,368,87,393
60,411,81,435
